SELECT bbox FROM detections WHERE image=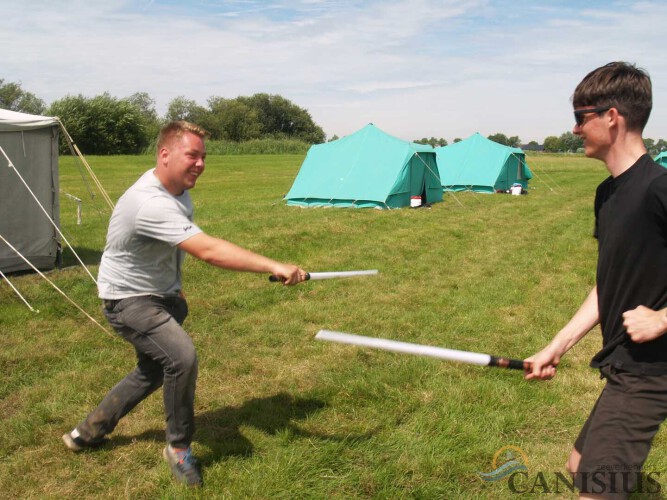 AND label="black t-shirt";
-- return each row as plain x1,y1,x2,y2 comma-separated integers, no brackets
592,154,667,374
